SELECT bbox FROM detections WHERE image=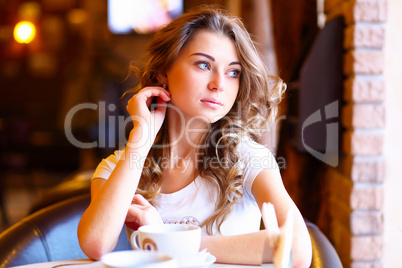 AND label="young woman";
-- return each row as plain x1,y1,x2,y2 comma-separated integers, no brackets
78,6,312,267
